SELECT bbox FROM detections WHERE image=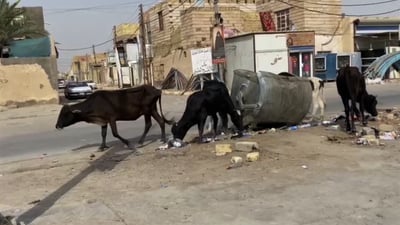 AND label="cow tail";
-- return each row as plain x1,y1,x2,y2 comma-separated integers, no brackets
158,95,174,125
